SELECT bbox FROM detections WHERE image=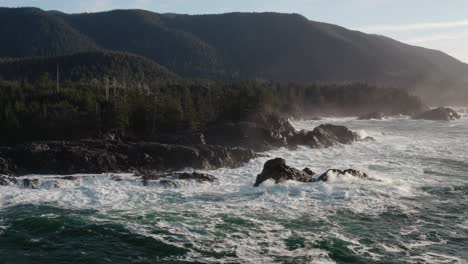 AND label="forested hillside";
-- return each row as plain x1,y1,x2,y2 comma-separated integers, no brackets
0,7,466,103
0,76,424,144
0,8,97,57
0,51,178,84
